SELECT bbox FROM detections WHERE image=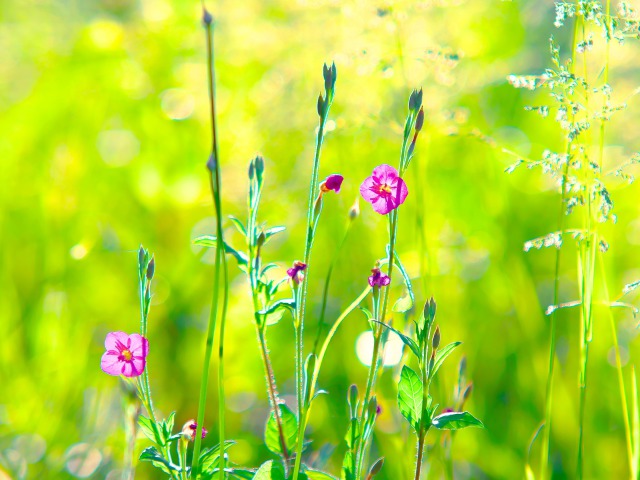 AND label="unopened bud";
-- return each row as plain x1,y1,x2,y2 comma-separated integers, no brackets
349,197,360,220
348,384,358,409
202,9,213,26
317,94,325,117
416,107,425,132
432,325,440,349
368,457,384,477
459,356,467,378
248,161,255,180
146,256,155,280
323,63,332,91
138,245,145,266
255,155,265,177
463,382,473,401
